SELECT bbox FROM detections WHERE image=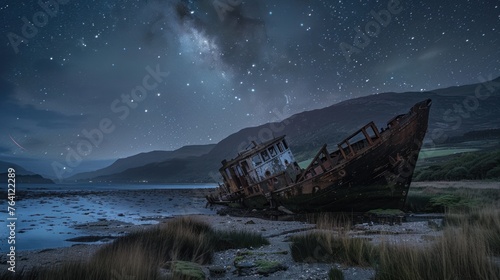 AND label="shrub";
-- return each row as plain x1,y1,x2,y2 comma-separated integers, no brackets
414,170,434,181
485,166,500,179
428,194,476,212
290,232,375,266
444,166,469,180
413,150,500,181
